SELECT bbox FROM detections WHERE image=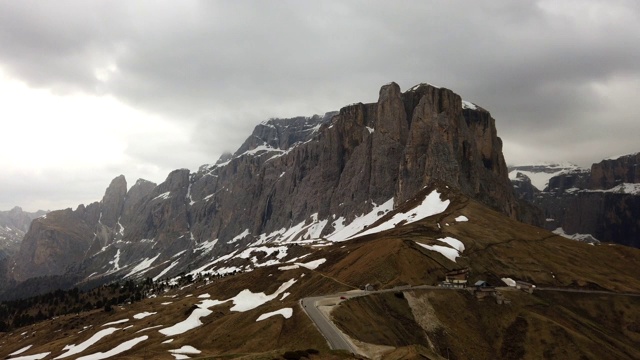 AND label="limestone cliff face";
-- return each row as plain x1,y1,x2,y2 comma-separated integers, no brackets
0,207,47,255
590,153,640,190
12,176,156,281
10,82,532,285
511,173,538,203
529,154,640,248
13,209,95,281
396,84,516,218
